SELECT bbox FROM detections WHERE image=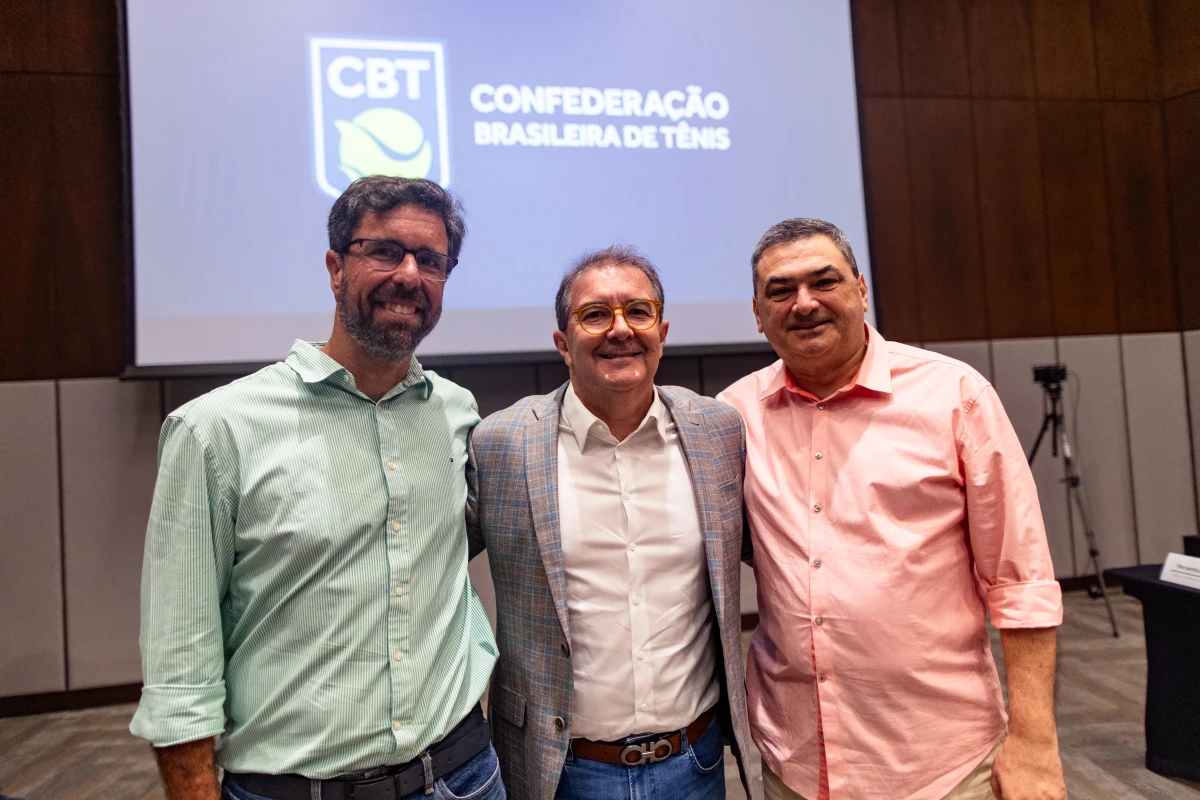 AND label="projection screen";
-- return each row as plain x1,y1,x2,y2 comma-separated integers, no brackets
124,0,873,368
